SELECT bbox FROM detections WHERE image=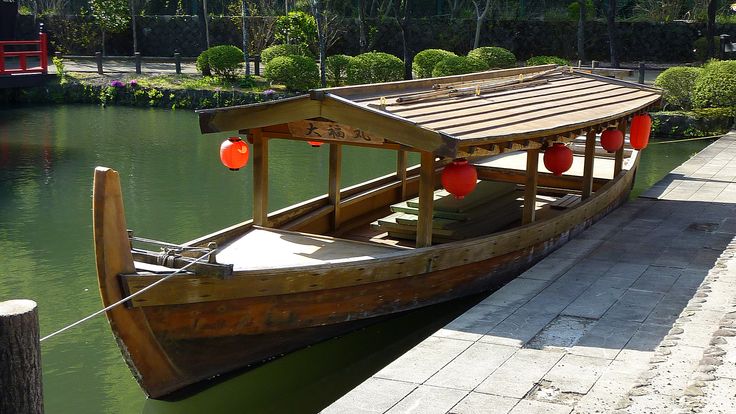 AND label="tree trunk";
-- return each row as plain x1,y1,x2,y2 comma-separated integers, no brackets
130,1,138,53
314,0,327,87
358,0,367,52
707,0,717,59
606,0,618,68
203,0,211,49
242,0,250,76
102,29,107,56
474,17,482,49
577,0,585,62
0,300,43,414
